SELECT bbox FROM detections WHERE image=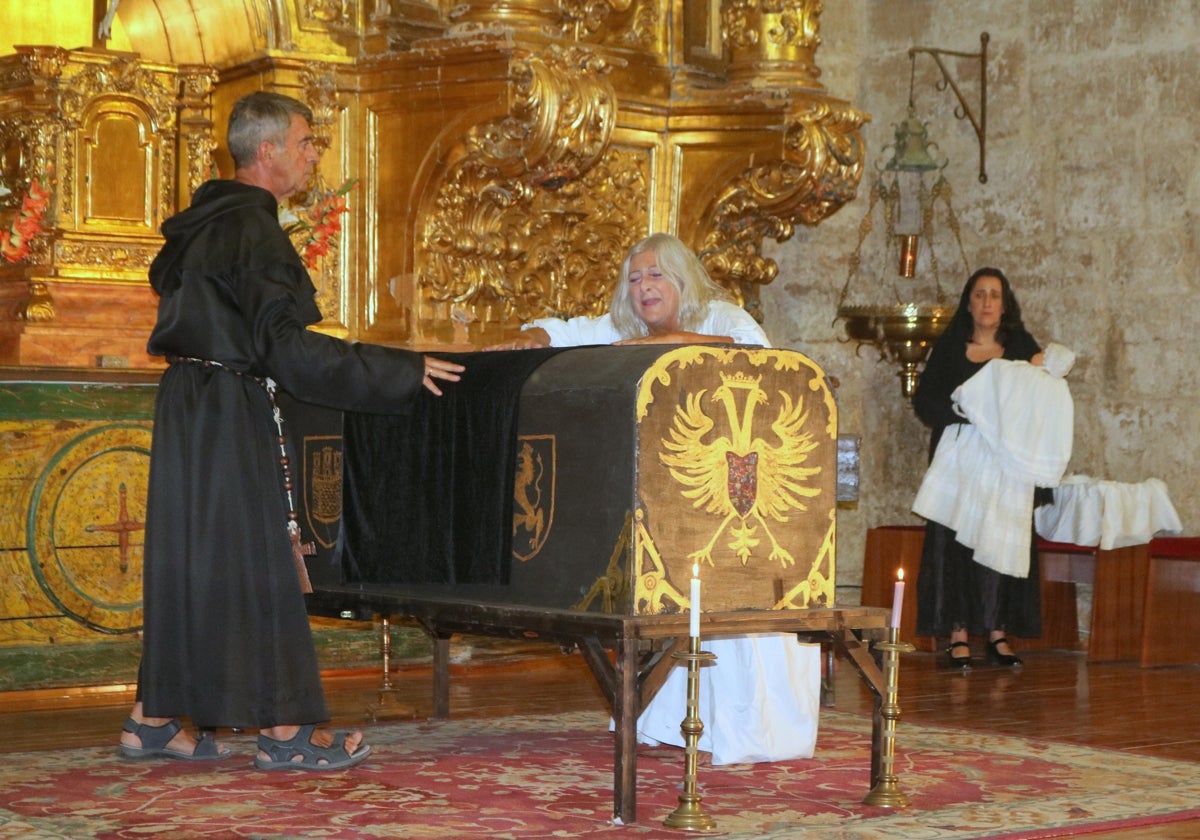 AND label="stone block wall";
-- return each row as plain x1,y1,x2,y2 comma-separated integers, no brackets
760,1,1200,603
